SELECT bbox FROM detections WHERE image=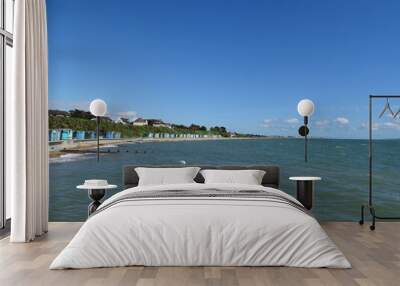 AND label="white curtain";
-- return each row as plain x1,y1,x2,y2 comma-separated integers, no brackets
9,0,49,242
